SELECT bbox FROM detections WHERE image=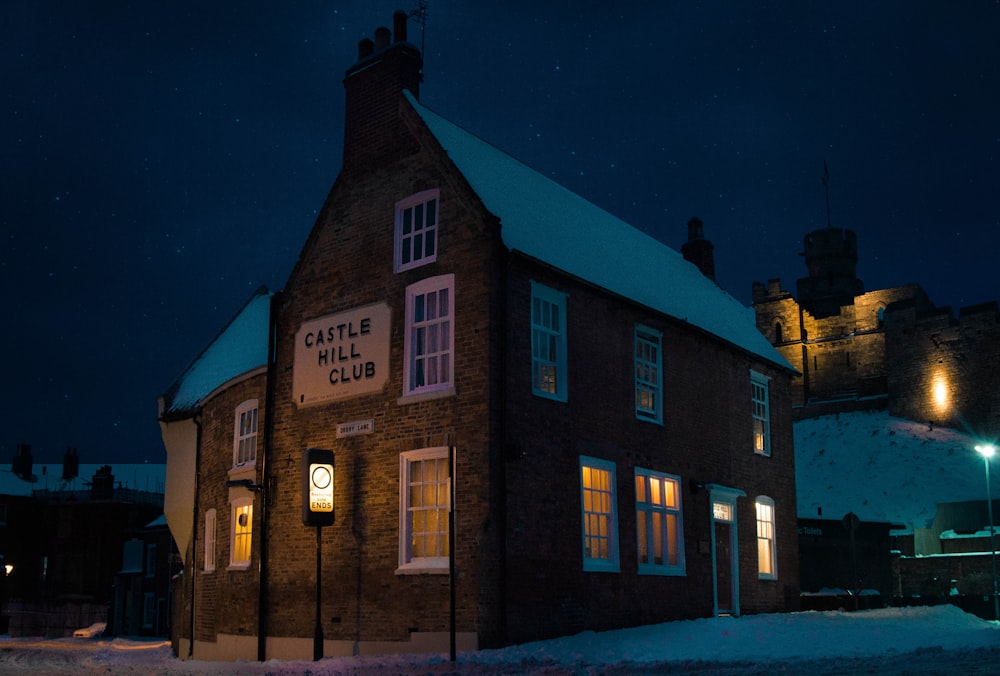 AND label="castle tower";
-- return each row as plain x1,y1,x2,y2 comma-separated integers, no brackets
795,227,864,318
